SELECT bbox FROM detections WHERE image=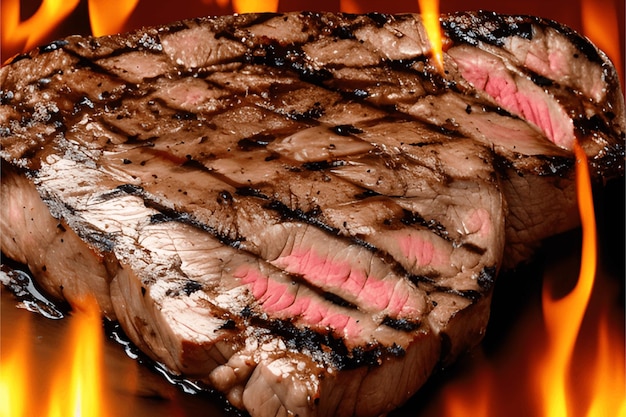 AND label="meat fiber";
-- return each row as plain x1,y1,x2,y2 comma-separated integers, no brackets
1,11,624,417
